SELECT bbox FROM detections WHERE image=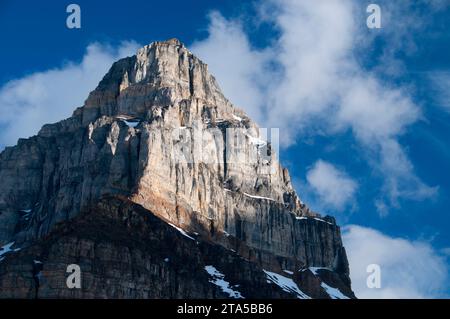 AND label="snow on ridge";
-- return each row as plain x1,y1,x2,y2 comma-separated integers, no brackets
245,133,267,147
303,266,332,276
321,282,349,299
123,120,140,128
0,242,21,262
115,115,141,128
19,209,32,220
263,270,310,299
295,216,333,225
225,188,275,202
204,265,244,299
313,217,333,225
168,223,195,241
300,267,349,299
232,114,243,122
243,192,274,201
